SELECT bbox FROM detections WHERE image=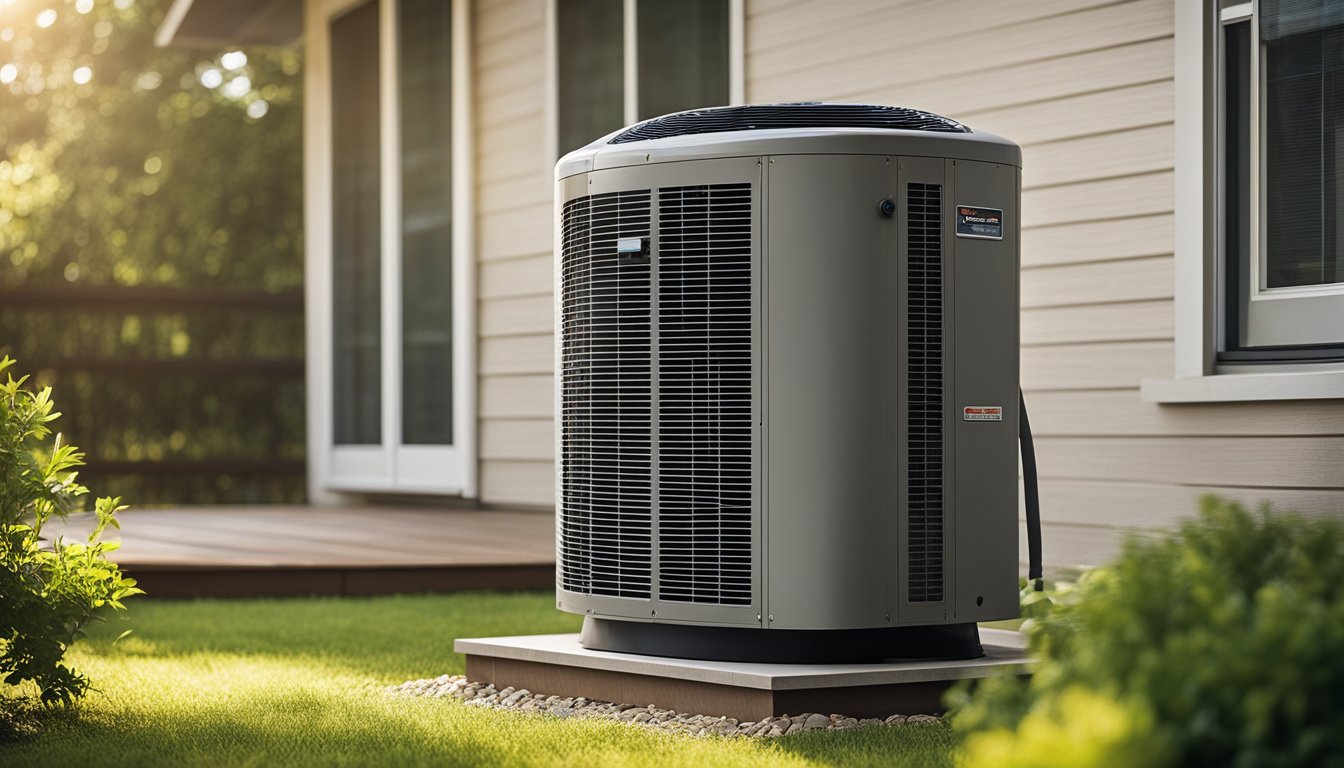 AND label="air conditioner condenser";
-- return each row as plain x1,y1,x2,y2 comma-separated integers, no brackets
554,103,1023,663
